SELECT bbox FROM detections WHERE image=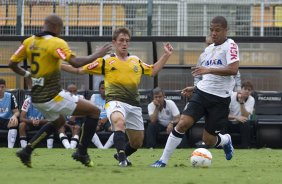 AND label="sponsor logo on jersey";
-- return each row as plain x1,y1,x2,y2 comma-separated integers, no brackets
141,62,152,68
22,100,30,111
0,107,8,113
204,59,223,66
230,43,238,60
87,61,99,70
130,59,137,64
56,48,67,60
109,59,116,65
14,44,24,55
